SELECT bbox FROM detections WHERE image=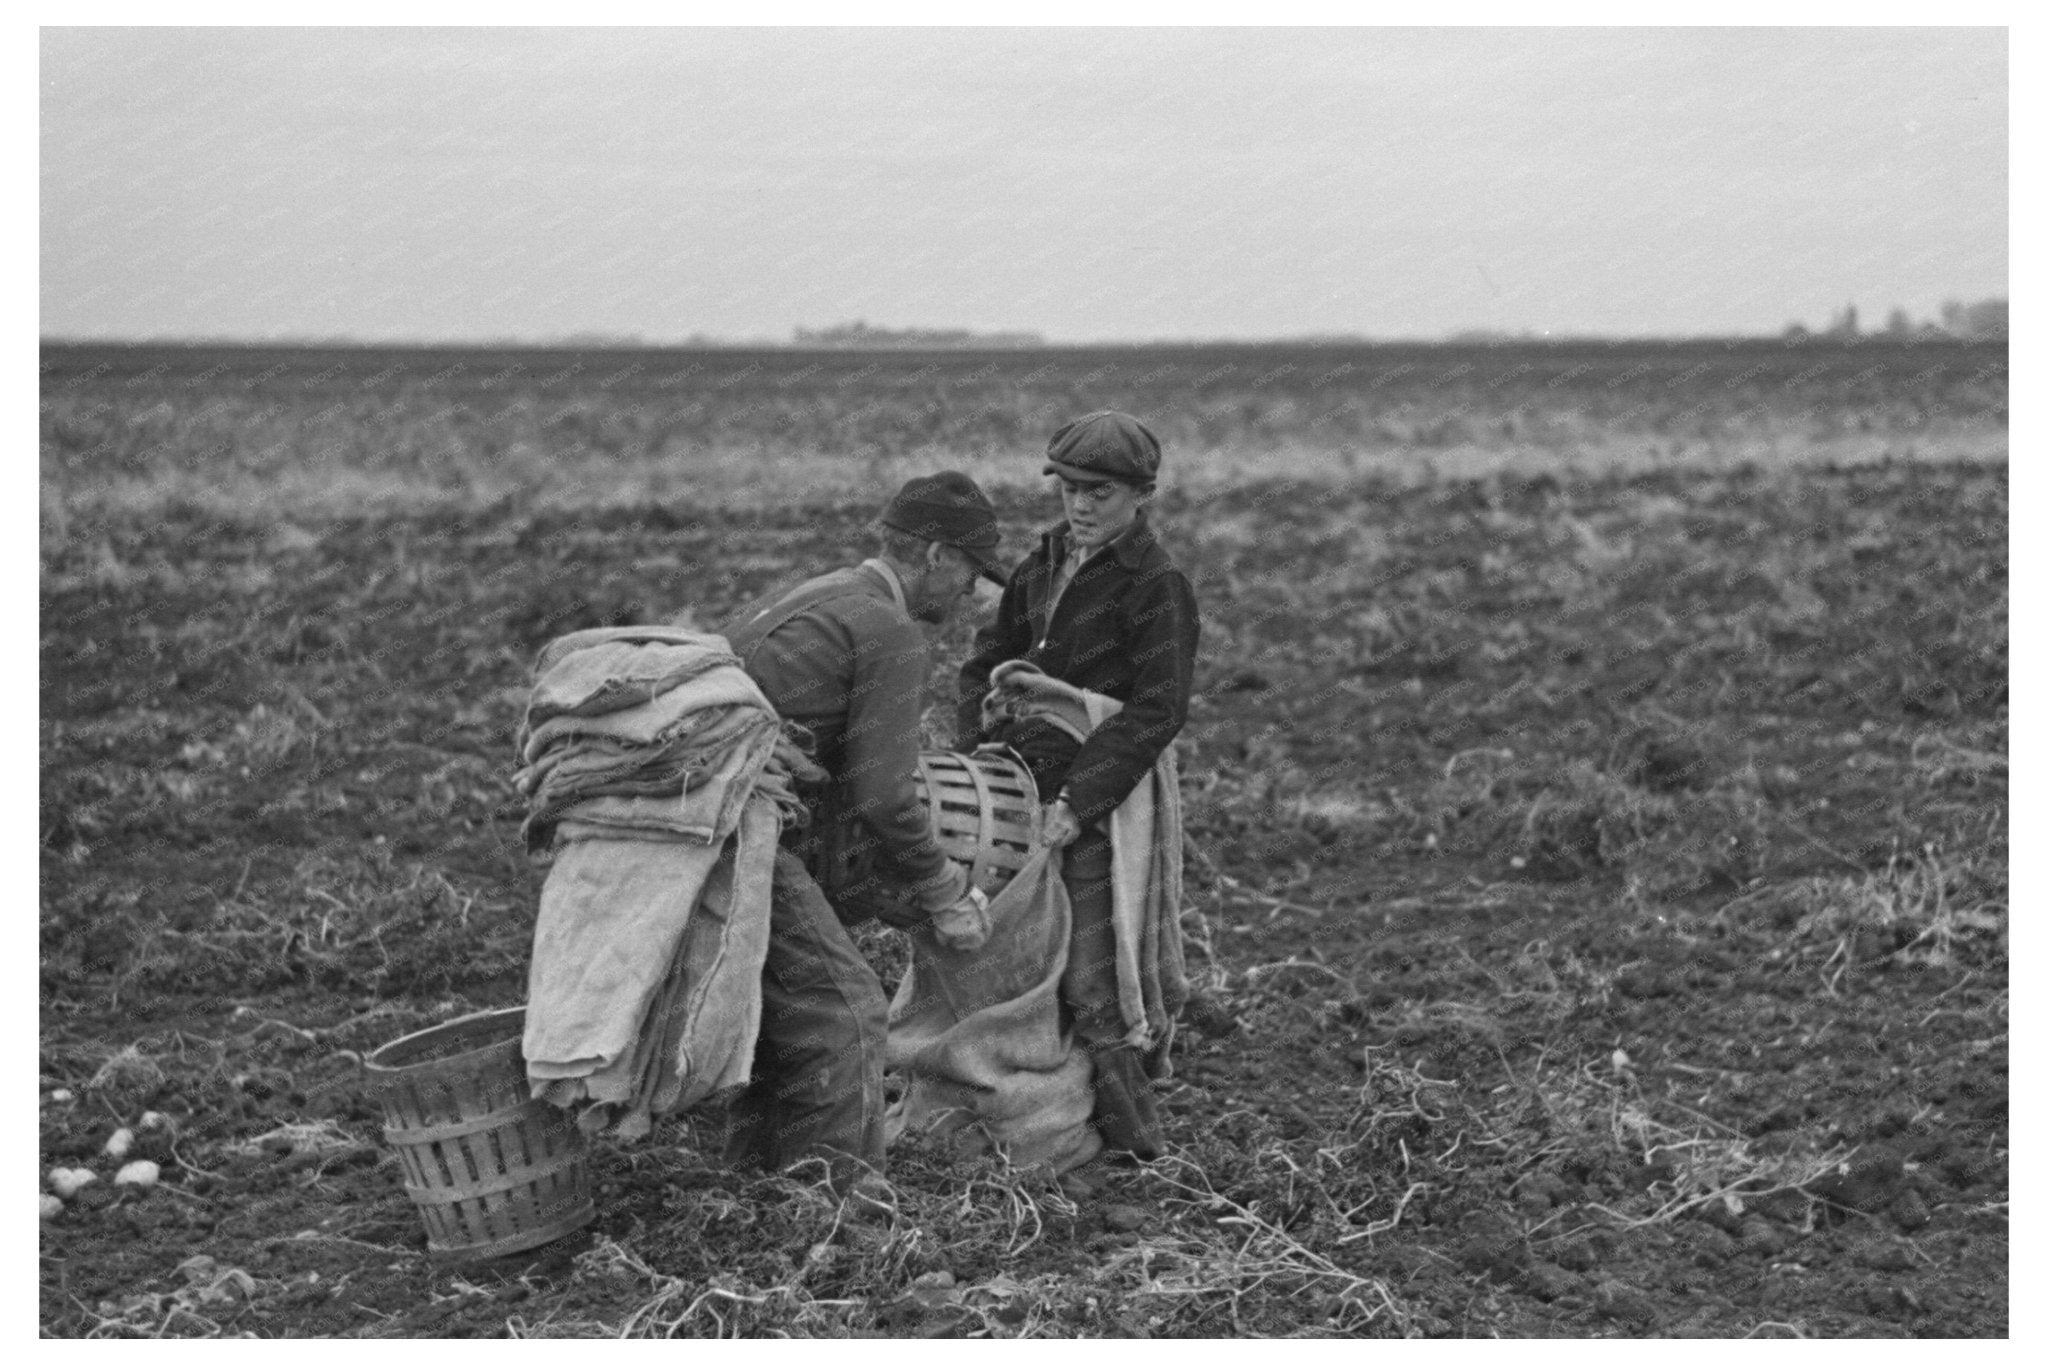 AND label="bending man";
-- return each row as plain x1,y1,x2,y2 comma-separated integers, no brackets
721,471,1005,1193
